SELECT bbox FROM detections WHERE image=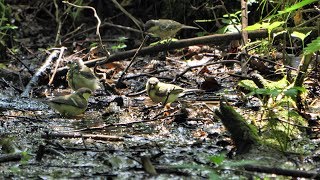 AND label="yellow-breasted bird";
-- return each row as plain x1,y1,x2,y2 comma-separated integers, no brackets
67,58,100,91
145,19,198,40
47,88,92,117
146,77,203,105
